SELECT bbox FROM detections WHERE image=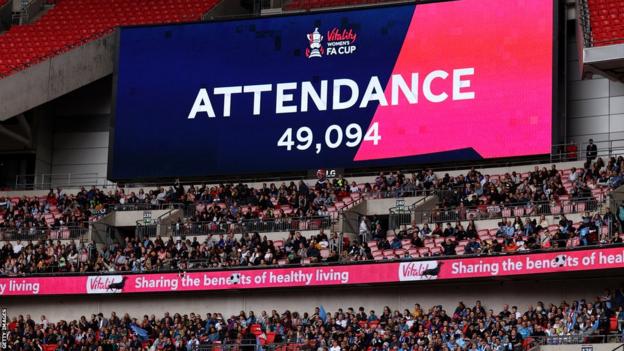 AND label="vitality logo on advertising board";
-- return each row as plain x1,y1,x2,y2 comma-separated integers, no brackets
86,275,125,294
326,27,357,56
306,27,357,59
398,261,441,281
